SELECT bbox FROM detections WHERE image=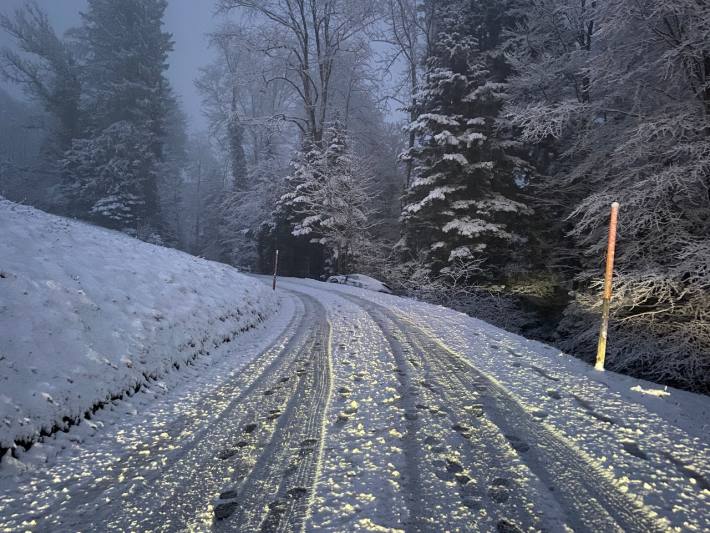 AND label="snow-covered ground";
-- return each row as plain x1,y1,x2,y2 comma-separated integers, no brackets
1,206,708,532
285,278,710,532
0,199,278,452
